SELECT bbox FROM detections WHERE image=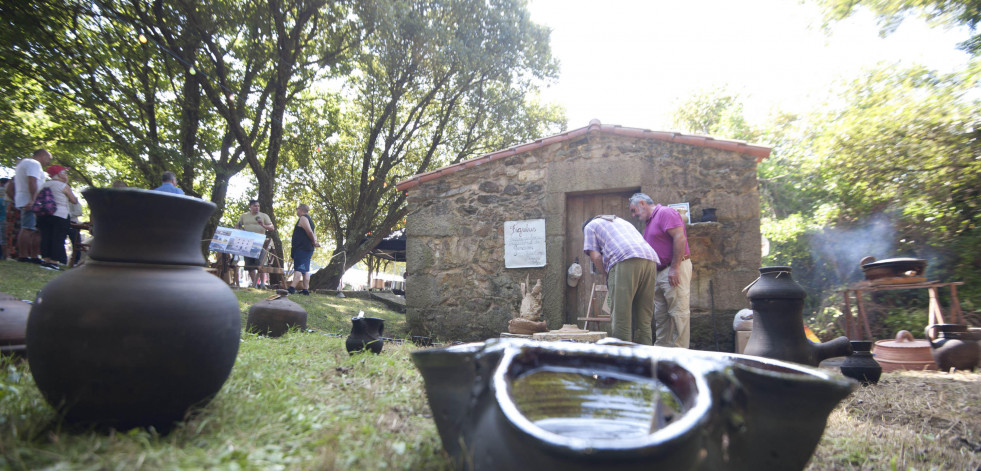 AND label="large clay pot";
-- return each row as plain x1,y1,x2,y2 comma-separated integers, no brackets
246,290,308,337
925,324,979,371
872,331,936,372
839,340,882,385
346,316,384,354
26,188,241,428
743,266,852,365
413,338,855,471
